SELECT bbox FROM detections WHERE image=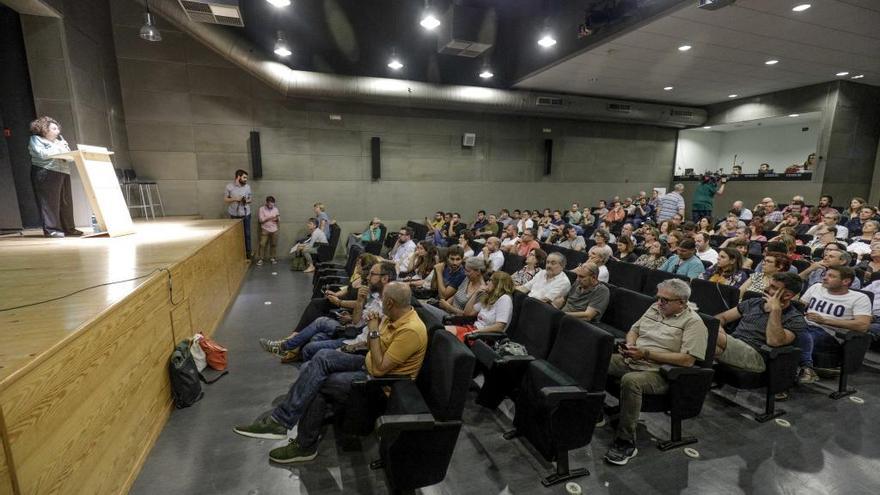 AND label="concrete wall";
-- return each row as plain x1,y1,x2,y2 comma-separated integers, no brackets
110,1,678,250
20,0,130,225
